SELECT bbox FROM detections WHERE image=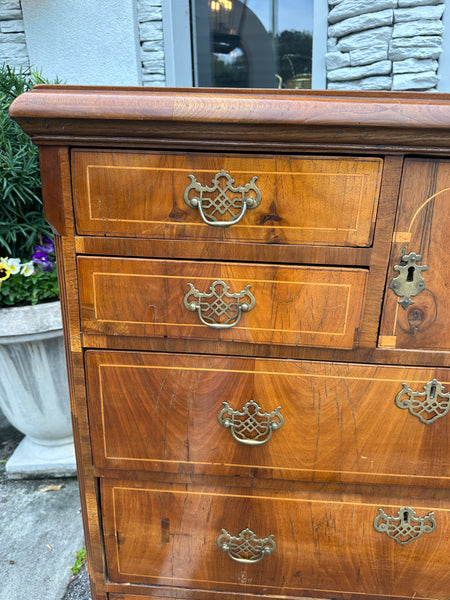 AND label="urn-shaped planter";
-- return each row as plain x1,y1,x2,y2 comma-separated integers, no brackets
0,301,76,478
